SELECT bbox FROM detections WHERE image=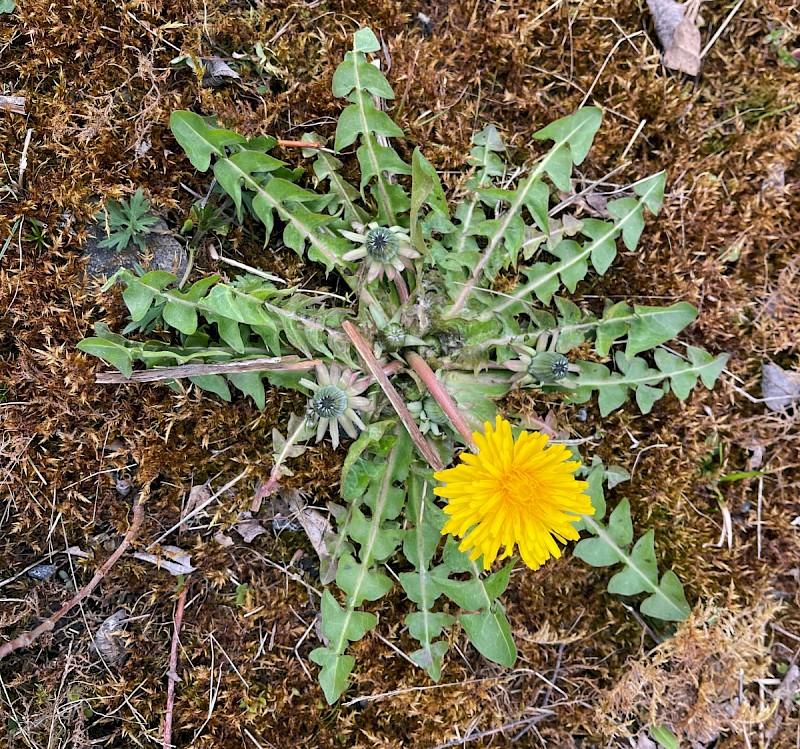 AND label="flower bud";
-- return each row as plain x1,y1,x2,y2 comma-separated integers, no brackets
526,352,569,383
378,322,407,351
